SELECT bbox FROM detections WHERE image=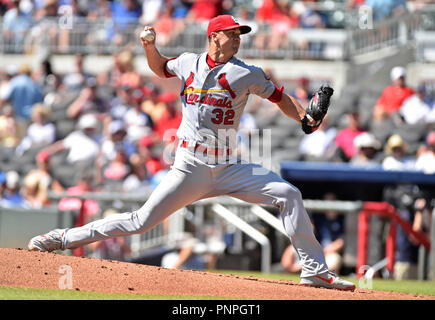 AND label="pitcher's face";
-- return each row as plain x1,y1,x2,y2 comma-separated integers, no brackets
215,28,241,55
